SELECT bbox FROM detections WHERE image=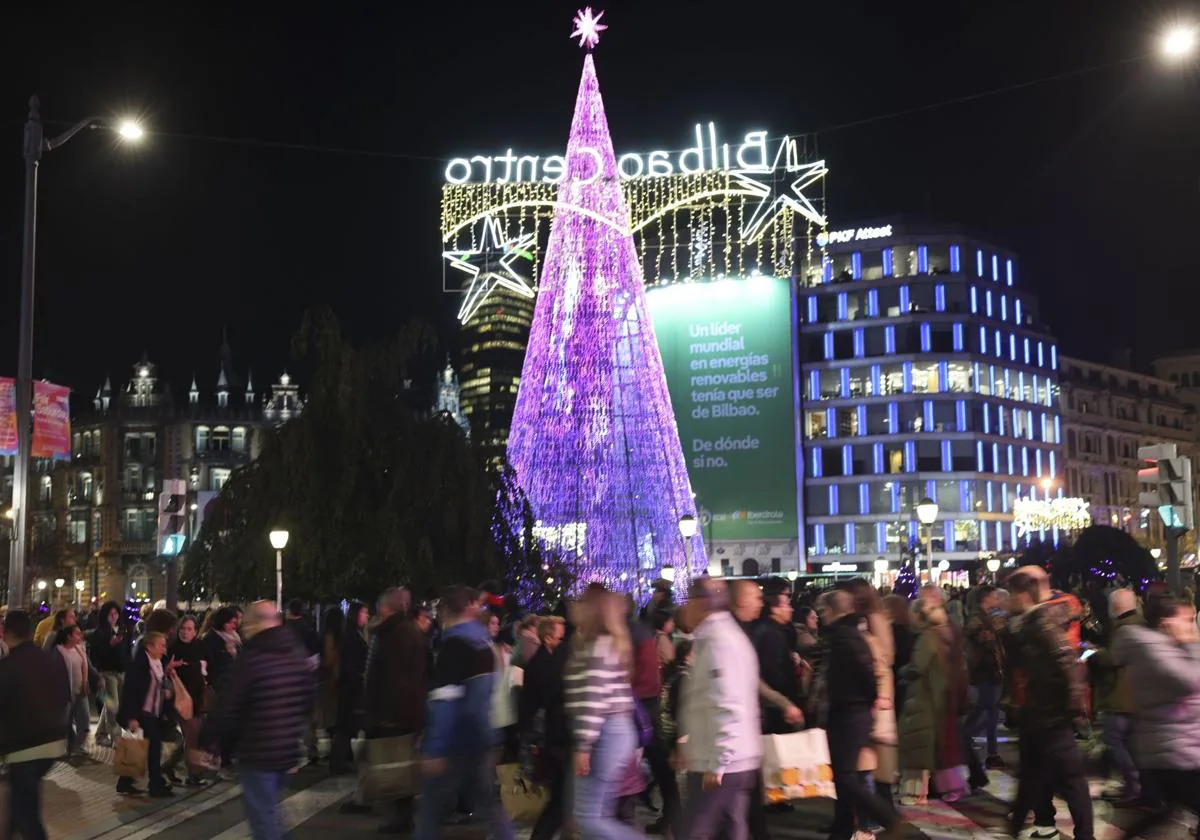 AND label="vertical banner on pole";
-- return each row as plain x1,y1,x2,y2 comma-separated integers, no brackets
31,381,71,460
0,378,16,456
